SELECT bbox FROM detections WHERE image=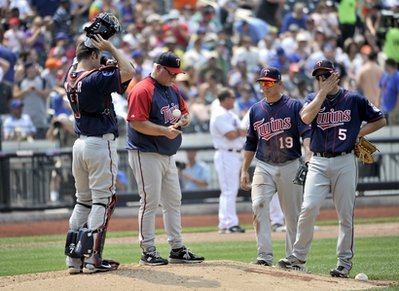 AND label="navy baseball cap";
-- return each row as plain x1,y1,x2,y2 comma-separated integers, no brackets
257,67,282,82
10,99,24,109
312,59,335,76
154,51,184,74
